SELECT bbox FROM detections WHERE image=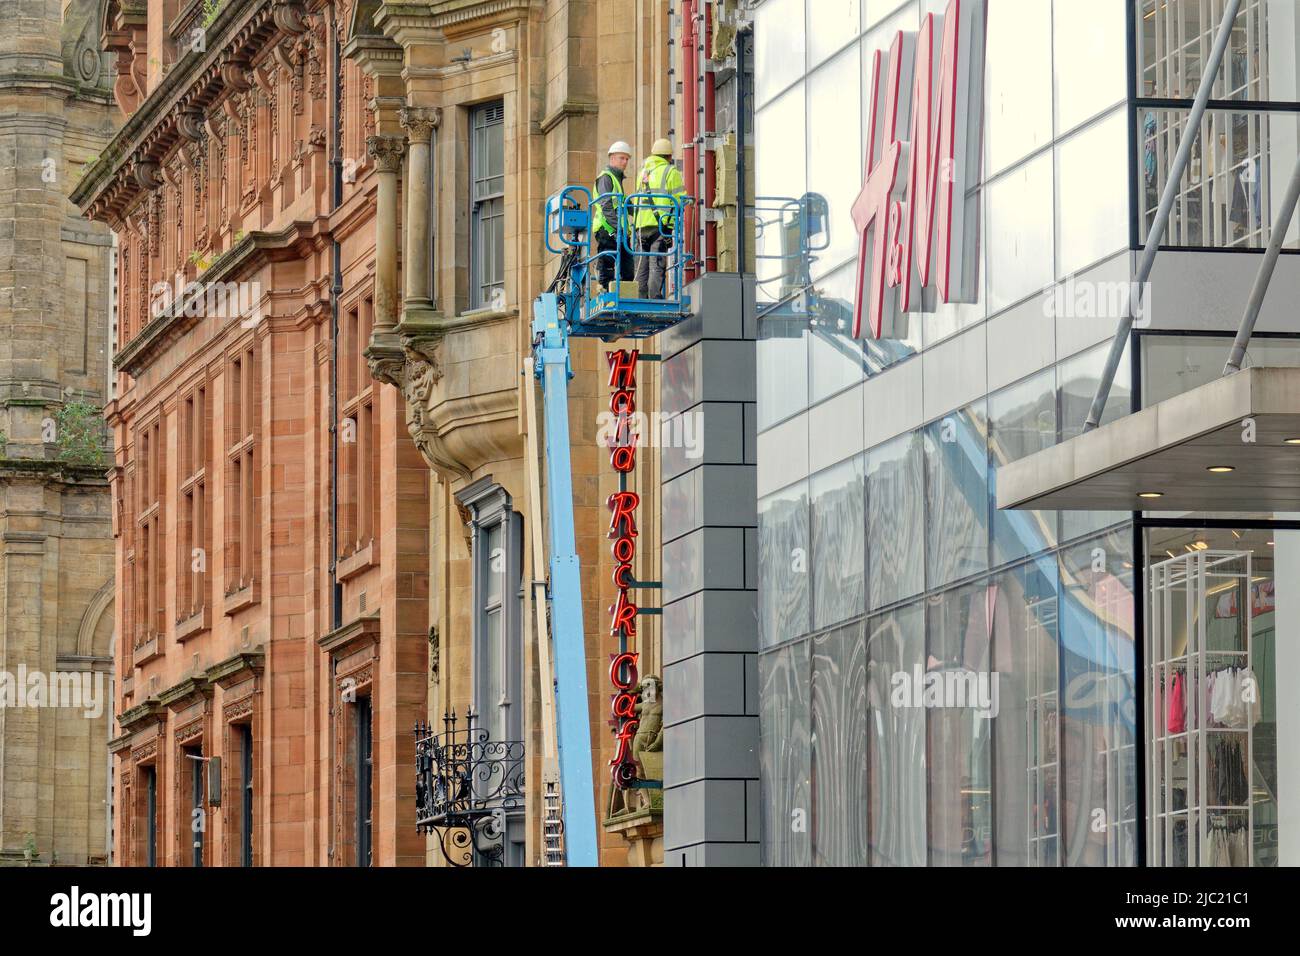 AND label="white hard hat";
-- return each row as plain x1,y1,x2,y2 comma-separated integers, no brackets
608,140,633,157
